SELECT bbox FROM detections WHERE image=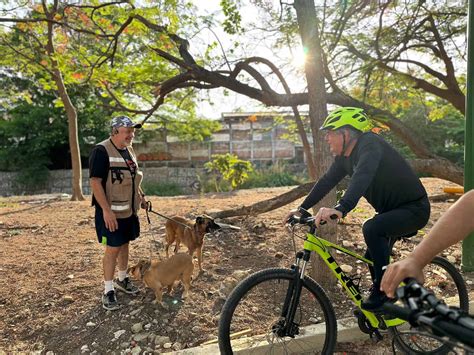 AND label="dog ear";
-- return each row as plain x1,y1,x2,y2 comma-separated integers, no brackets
196,216,204,224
